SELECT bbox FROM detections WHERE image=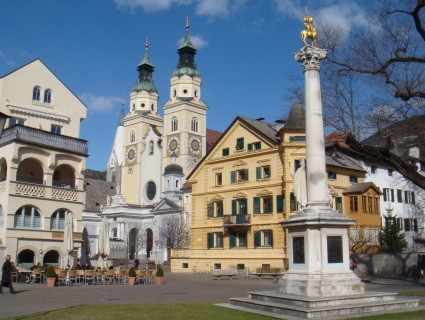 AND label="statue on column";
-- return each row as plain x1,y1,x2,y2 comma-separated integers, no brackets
290,158,307,209
301,8,318,46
